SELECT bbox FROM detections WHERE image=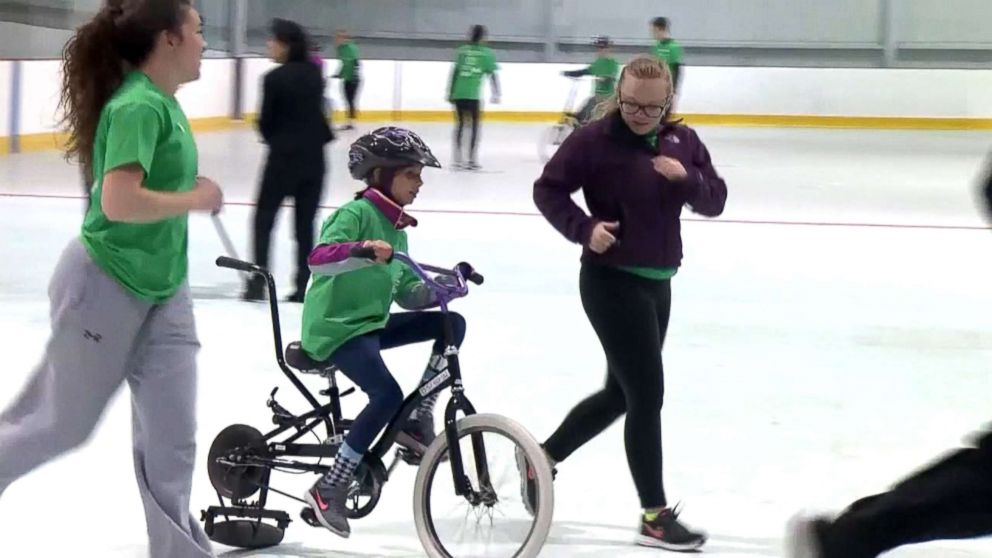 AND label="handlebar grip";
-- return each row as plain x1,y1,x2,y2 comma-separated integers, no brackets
215,256,258,273
456,262,484,286
349,245,378,260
